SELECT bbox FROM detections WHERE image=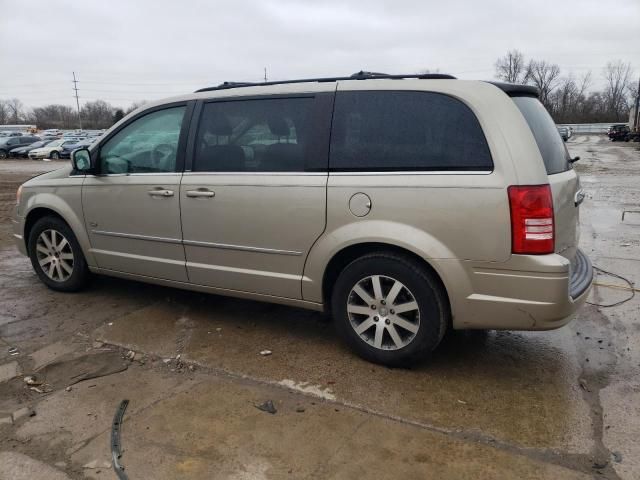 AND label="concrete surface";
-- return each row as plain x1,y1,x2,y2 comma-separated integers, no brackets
0,136,638,479
0,361,21,383
0,451,71,480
